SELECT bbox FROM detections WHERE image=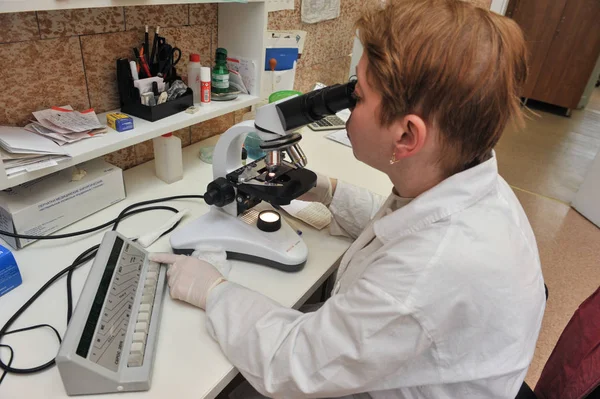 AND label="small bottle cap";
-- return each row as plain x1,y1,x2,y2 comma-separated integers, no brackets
200,66,211,81
190,54,200,62
162,133,173,137
216,48,228,60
